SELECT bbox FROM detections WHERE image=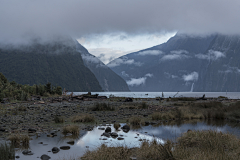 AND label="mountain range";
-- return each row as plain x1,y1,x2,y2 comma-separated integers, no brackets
108,33,240,92
0,37,129,92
